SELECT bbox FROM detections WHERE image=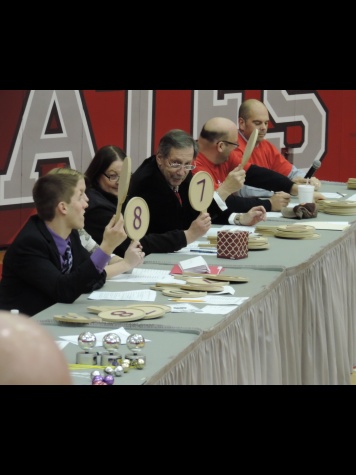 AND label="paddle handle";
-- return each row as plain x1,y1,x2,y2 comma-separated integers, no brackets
115,202,123,222
240,128,258,168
